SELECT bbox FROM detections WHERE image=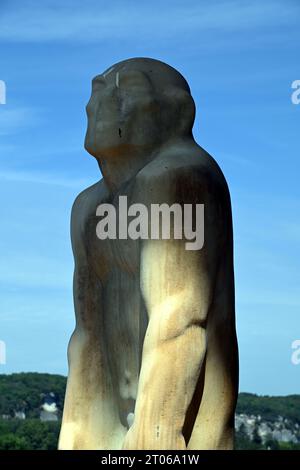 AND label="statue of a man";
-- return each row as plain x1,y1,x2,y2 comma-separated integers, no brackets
59,58,239,450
